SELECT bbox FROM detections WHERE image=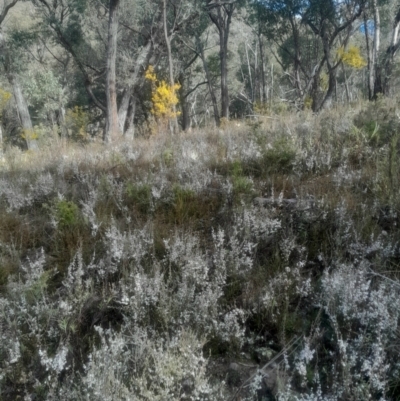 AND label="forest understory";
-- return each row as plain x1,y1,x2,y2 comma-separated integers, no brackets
1,101,400,400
